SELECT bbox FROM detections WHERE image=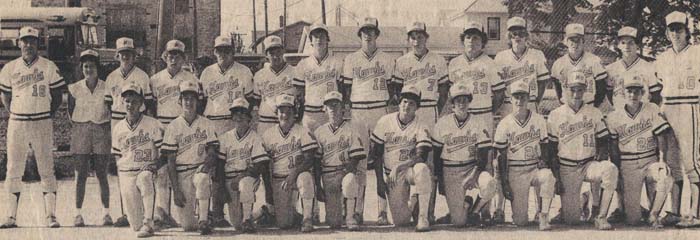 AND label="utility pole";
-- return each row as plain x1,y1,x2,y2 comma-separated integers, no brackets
336,5,341,26
321,0,326,24
264,0,269,36
157,0,175,63
192,0,198,59
252,0,257,53
283,0,287,47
